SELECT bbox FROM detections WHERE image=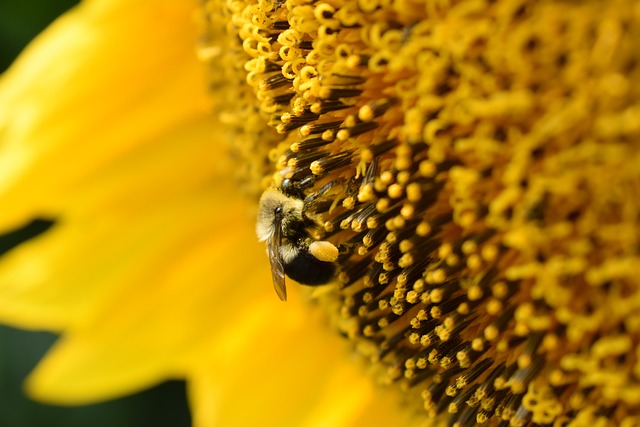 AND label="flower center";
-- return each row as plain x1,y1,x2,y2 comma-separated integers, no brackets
200,0,640,425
